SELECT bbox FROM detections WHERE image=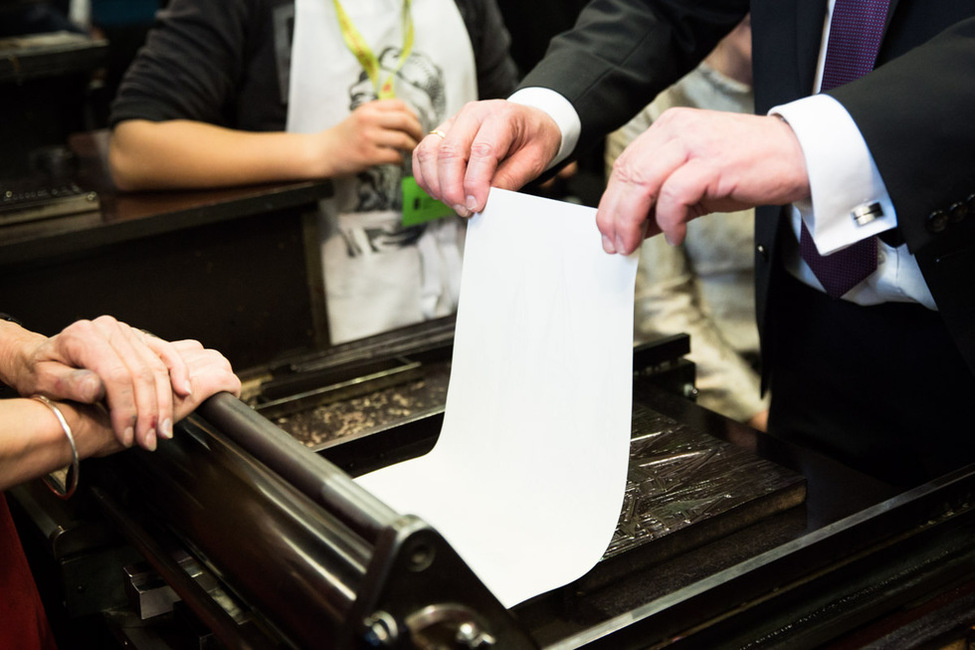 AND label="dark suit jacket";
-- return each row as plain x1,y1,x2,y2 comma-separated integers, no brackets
520,0,975,377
